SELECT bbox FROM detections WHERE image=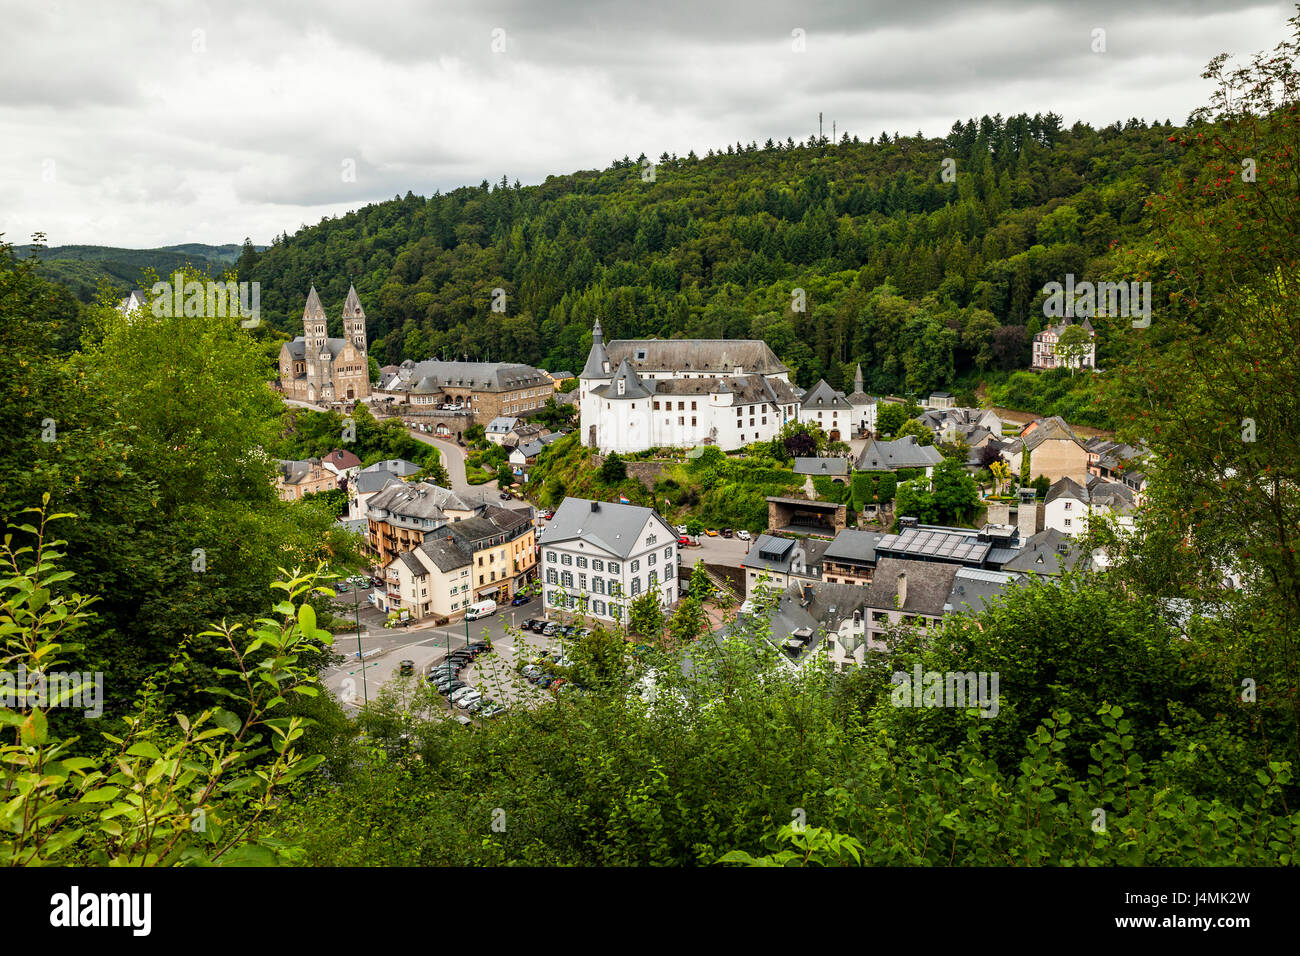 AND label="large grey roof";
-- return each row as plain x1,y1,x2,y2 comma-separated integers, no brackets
944,567,1024,616
793,457,850,477
361,459,422,477
593,359,652,400
276,458,327,486
446,505,531,549
538,497,671,559
581,319,612,380
864,558,960,617
724,581,869,665
1045,476,1088,504
414,535,473,573
1021,416,1086,452
368,481,479,521
801,379,852,411
354,471,405,495
285,337,350,361
823,529,883,566
604,338,789,376
1000,528,1088,576
855,437,945,471
392,360,549,392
